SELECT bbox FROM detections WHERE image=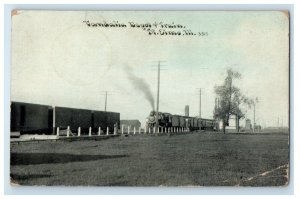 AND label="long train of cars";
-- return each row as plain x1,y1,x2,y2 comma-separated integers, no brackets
11,101,217,136
147,111,218,131
10,101,120,135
